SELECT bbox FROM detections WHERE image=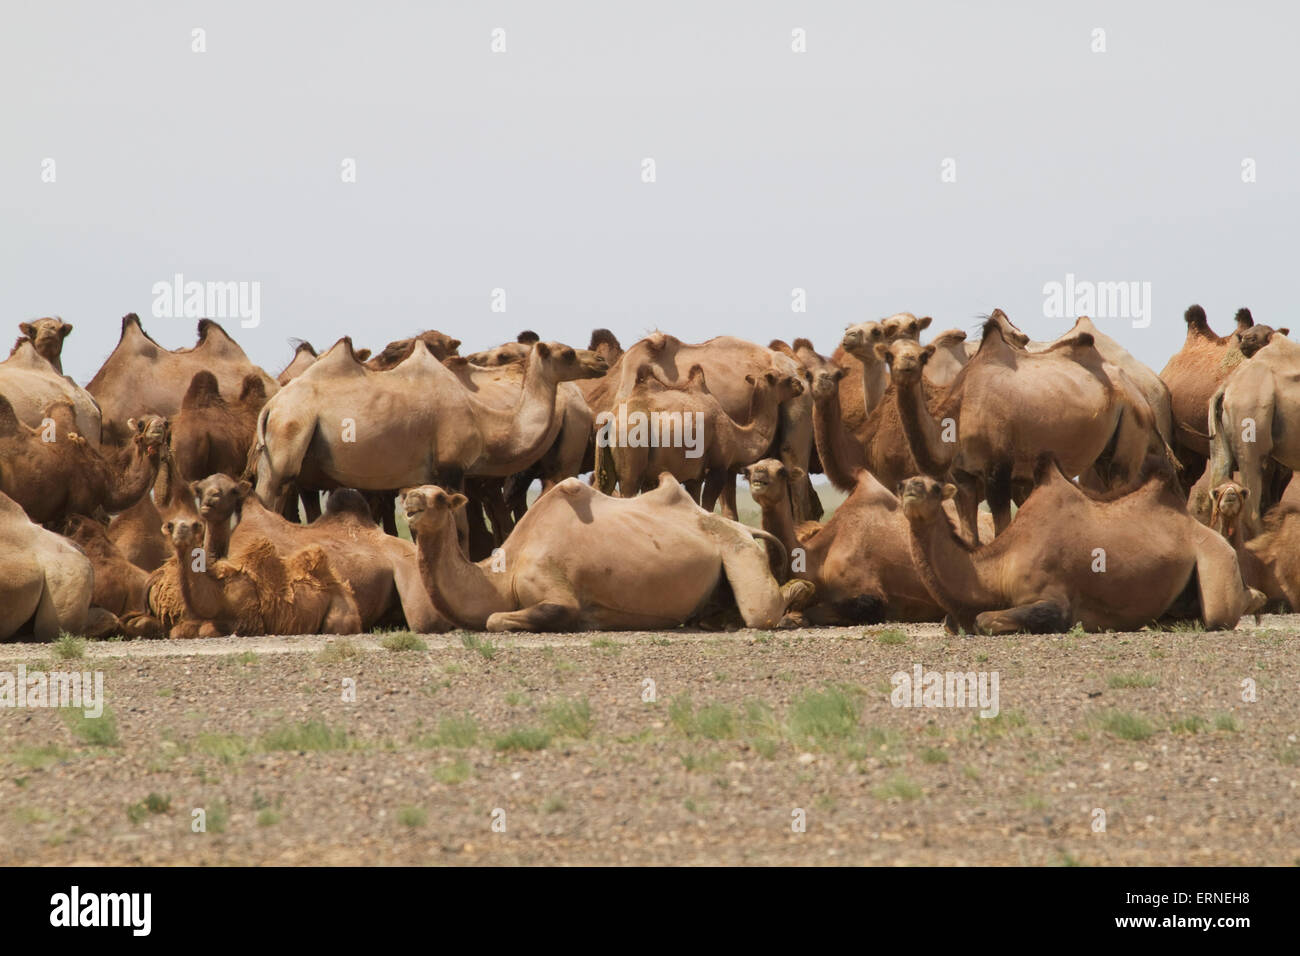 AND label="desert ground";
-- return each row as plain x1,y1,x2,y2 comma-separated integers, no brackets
2,616,1297,866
